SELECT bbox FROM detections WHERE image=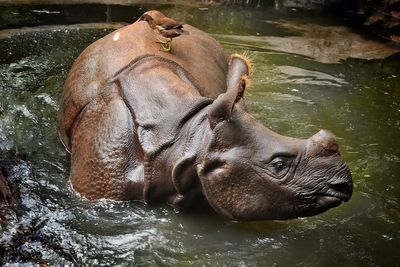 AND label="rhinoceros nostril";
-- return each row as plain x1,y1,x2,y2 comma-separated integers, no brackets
330,183,348,193
329,182,352,201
